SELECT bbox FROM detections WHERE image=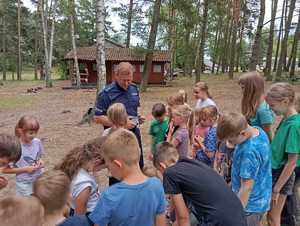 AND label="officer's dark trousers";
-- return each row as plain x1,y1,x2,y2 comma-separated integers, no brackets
109,126,144,186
